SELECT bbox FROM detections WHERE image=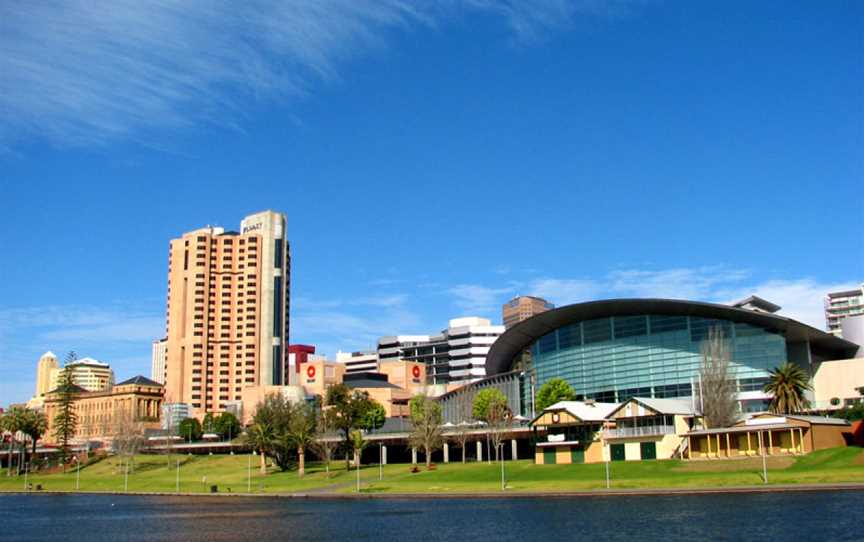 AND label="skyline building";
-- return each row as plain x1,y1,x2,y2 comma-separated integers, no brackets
34,351,59,398
825,285,864,337
503,295,555,329
151,338,167,384
378,317,505,386
163,210,290,417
